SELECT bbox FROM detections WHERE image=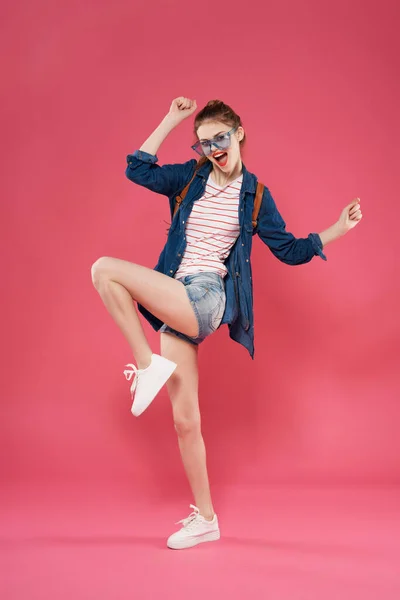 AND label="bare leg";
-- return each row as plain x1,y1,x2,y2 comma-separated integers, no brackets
91,257,199,369
161,332,214,520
